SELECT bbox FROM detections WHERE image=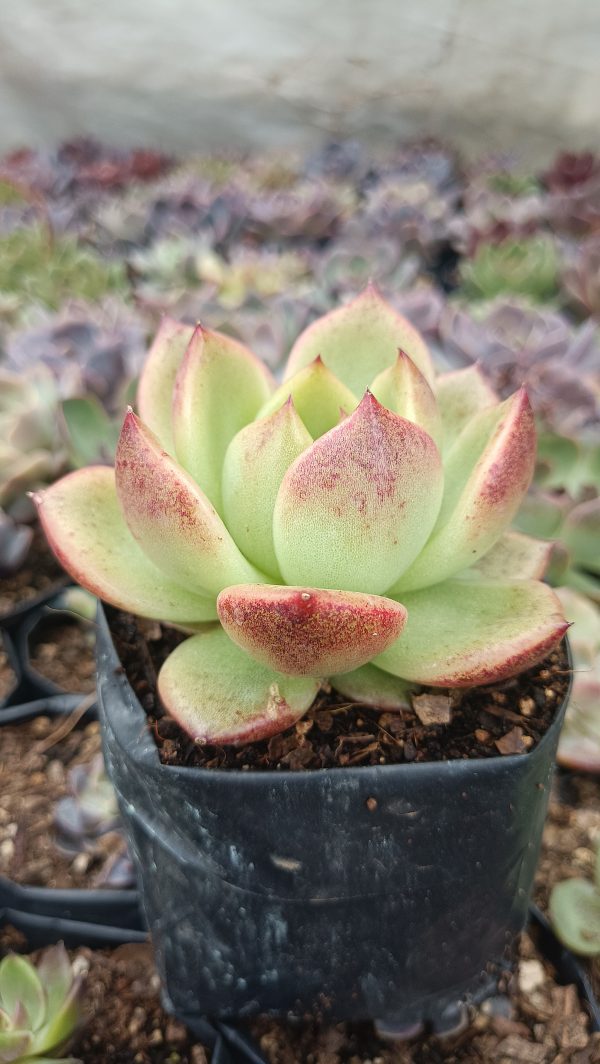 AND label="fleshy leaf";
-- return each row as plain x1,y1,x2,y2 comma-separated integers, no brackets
32,978,82,1057
284,284,435,395
513,490,570,540
217,584,407,676
256,357,358,439
116,411,266,595
273,392,443,594
0,1031,32,1059
435,365,498,451
172,324,273,513
550,879,600,956
36,468,217,623
562,497,600,574
393,389,536,592
158,627,318,744
35,946,72,1021
136,317,193,454
375,578,567,686
329,664,413,710
458,531,553,581
0,955,45,1031
222,400,312,578
369,350,441,444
